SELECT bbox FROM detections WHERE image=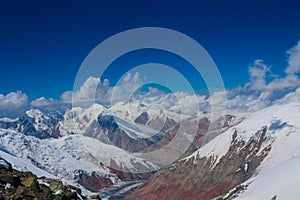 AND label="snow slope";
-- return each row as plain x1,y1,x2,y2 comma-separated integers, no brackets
59,103,106,135
80,135,157,172
0,117,18,123
186,102,300,167
182,102,300,199
60,102,180,140
0,128,158,181
0,150,56,178
110,101,183,139
110,101,186,124
25,109,54,133
237,157,300,200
